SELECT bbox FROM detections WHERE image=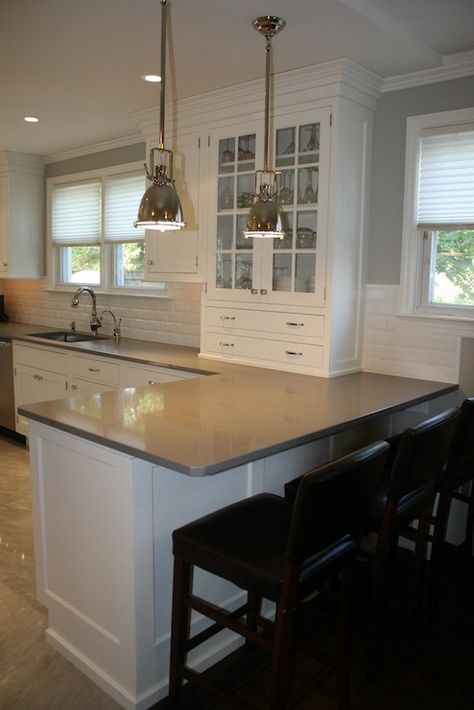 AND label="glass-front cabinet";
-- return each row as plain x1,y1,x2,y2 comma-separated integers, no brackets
208,109,330,307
